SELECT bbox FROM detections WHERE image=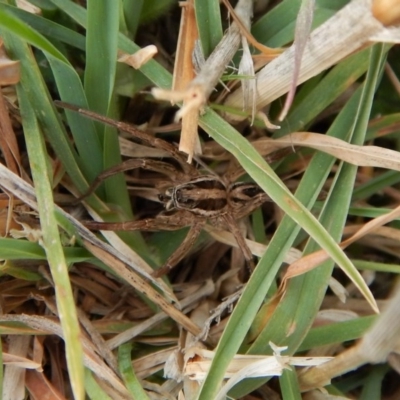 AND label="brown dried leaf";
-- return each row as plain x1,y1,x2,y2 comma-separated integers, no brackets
0,40,20,86
84,240,202,337
0,90,21,175
25,370,65,400
117,45,158,69
16,0,41,14
224,0,387,123
3,352,41,370
3,336,30,400
221,0,283,60
279,0,315,121
281,205,400,303
256,132,400,171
